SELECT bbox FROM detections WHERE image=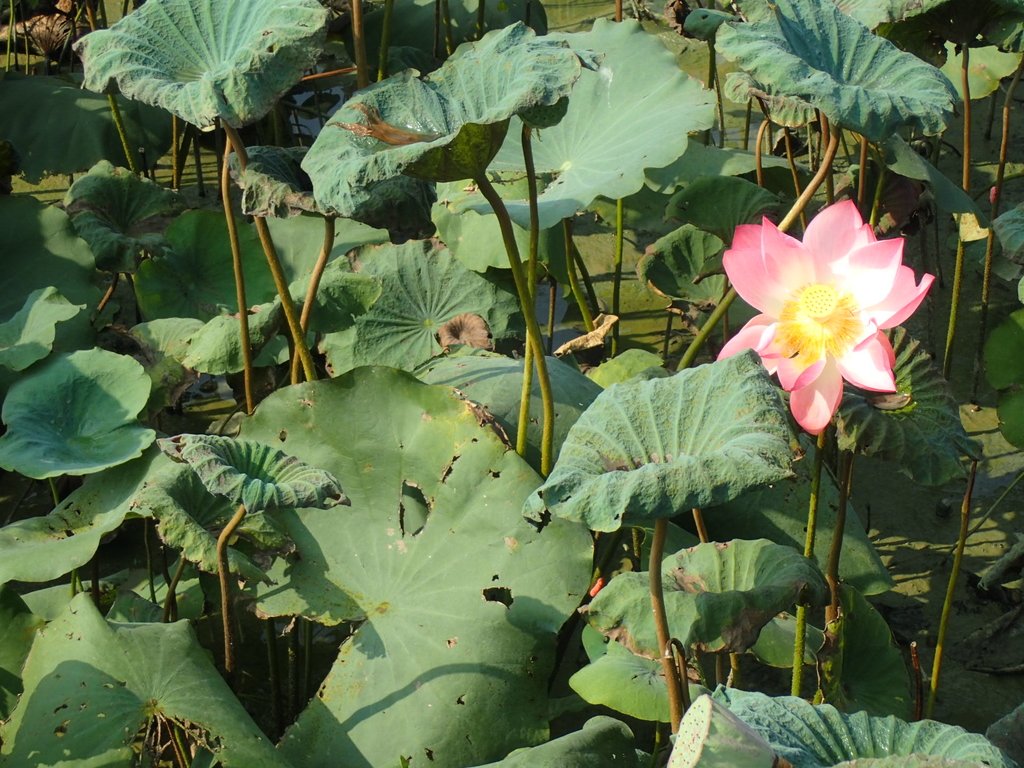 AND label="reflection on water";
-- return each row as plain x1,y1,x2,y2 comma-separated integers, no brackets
543,0,618,30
